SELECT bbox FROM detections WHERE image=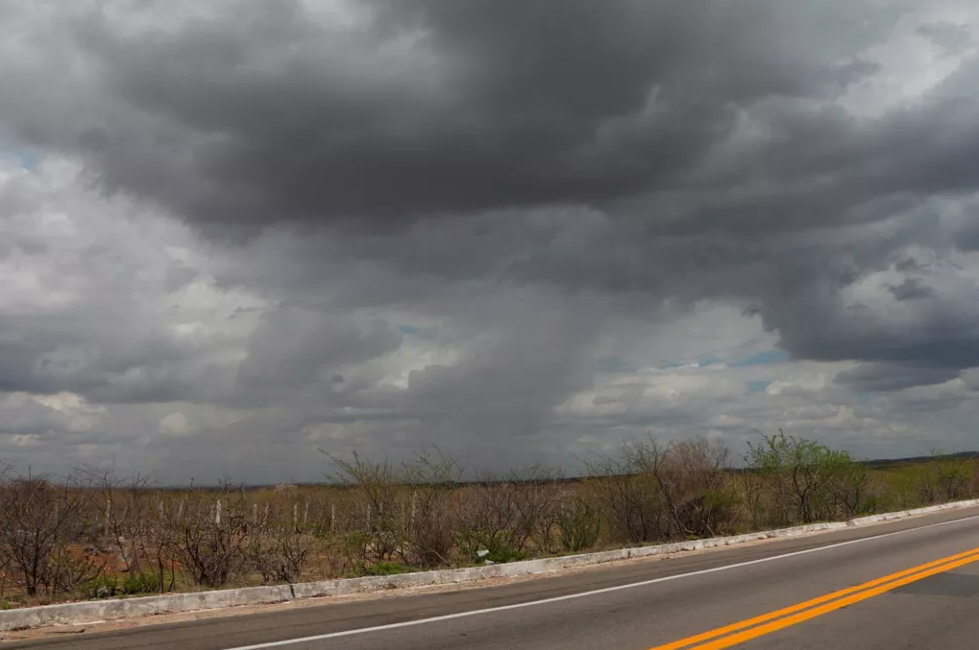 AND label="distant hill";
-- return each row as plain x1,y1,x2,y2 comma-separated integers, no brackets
859,451,979,470
158,452,979,489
